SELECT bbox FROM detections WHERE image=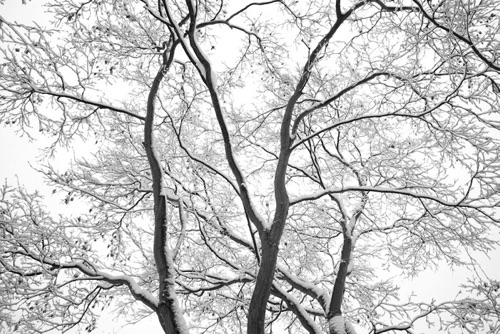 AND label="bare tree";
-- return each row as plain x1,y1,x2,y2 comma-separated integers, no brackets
1,0,500,333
